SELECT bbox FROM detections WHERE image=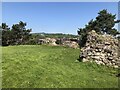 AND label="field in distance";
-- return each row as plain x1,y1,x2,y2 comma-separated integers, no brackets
2,45,118,88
